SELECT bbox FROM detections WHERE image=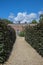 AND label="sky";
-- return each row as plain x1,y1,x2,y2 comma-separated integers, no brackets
0,0,43,23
